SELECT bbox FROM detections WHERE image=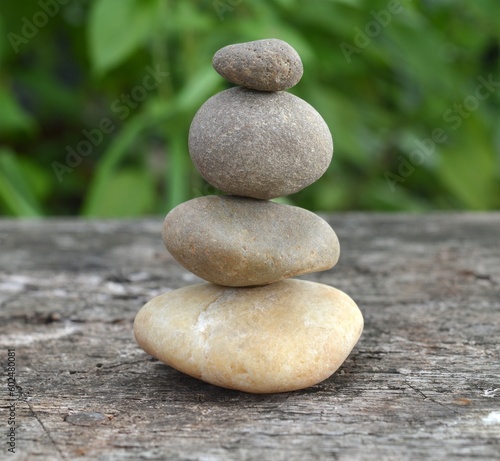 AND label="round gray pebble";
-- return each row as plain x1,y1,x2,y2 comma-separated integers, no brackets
162,195,340,287
189,87,333,200
212,38,303,91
